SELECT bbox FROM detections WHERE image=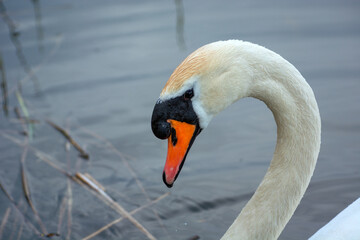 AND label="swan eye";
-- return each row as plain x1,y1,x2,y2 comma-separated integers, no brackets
183,89,194,100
